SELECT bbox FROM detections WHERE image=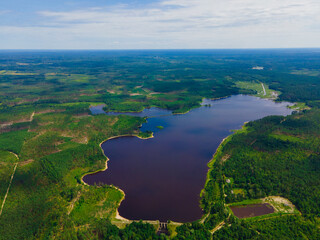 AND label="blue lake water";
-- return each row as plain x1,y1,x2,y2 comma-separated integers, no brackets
84,95,293,222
